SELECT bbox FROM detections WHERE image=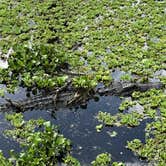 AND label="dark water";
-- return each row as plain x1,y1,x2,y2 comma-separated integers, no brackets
0,113,20,157
0,88,149,165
